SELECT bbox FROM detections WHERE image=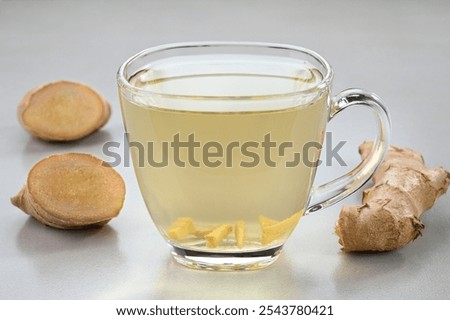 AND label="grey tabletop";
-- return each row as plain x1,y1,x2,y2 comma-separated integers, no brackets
1,0,449,299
